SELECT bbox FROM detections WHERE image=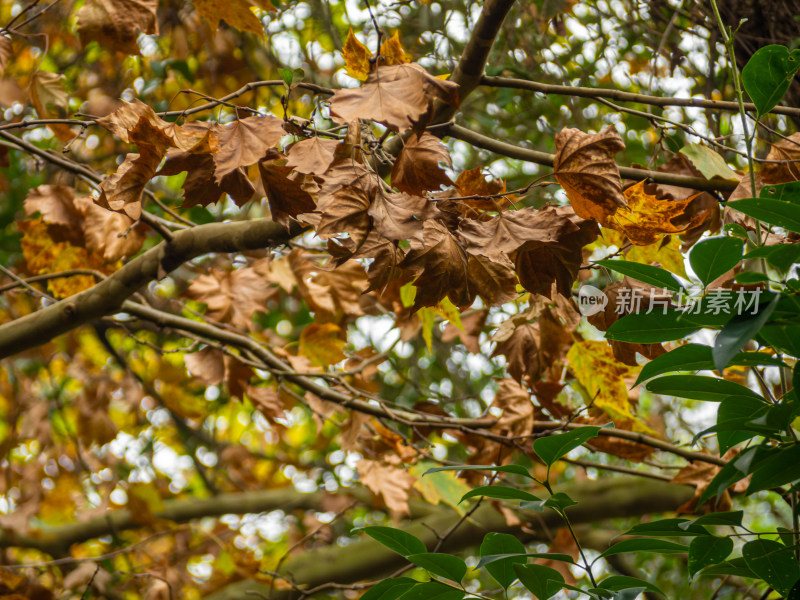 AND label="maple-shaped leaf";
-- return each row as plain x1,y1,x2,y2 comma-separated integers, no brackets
285,136,339,175
77,197,146,262
329,63,458,131
368,190,428,241
454,166,511,211
399,220,471,309
76,0,158,55
468,253,518,306
314,184,371,247
761,132,800,184
97,100,218,153
512,206,599,297
191,0,275,35
391,132,453,195
458,205,580,257
159,151,255,208
491,378,534,438
492,323,540,384
186,265,275,329
356,459,417,514
348,230,406,293
288,250,367,321
24,185,84,230
553,125,626,224
299,323,347,367
567,340,640,423
184,347,257,401
259,159,316,228
213,116,285,180
98,147,162,220
607,181,711,246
